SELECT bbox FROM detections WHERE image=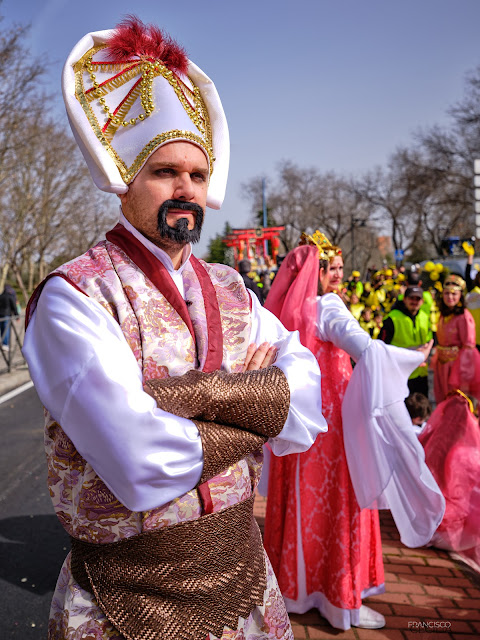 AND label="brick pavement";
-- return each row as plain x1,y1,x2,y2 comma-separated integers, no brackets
254,494,480,640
